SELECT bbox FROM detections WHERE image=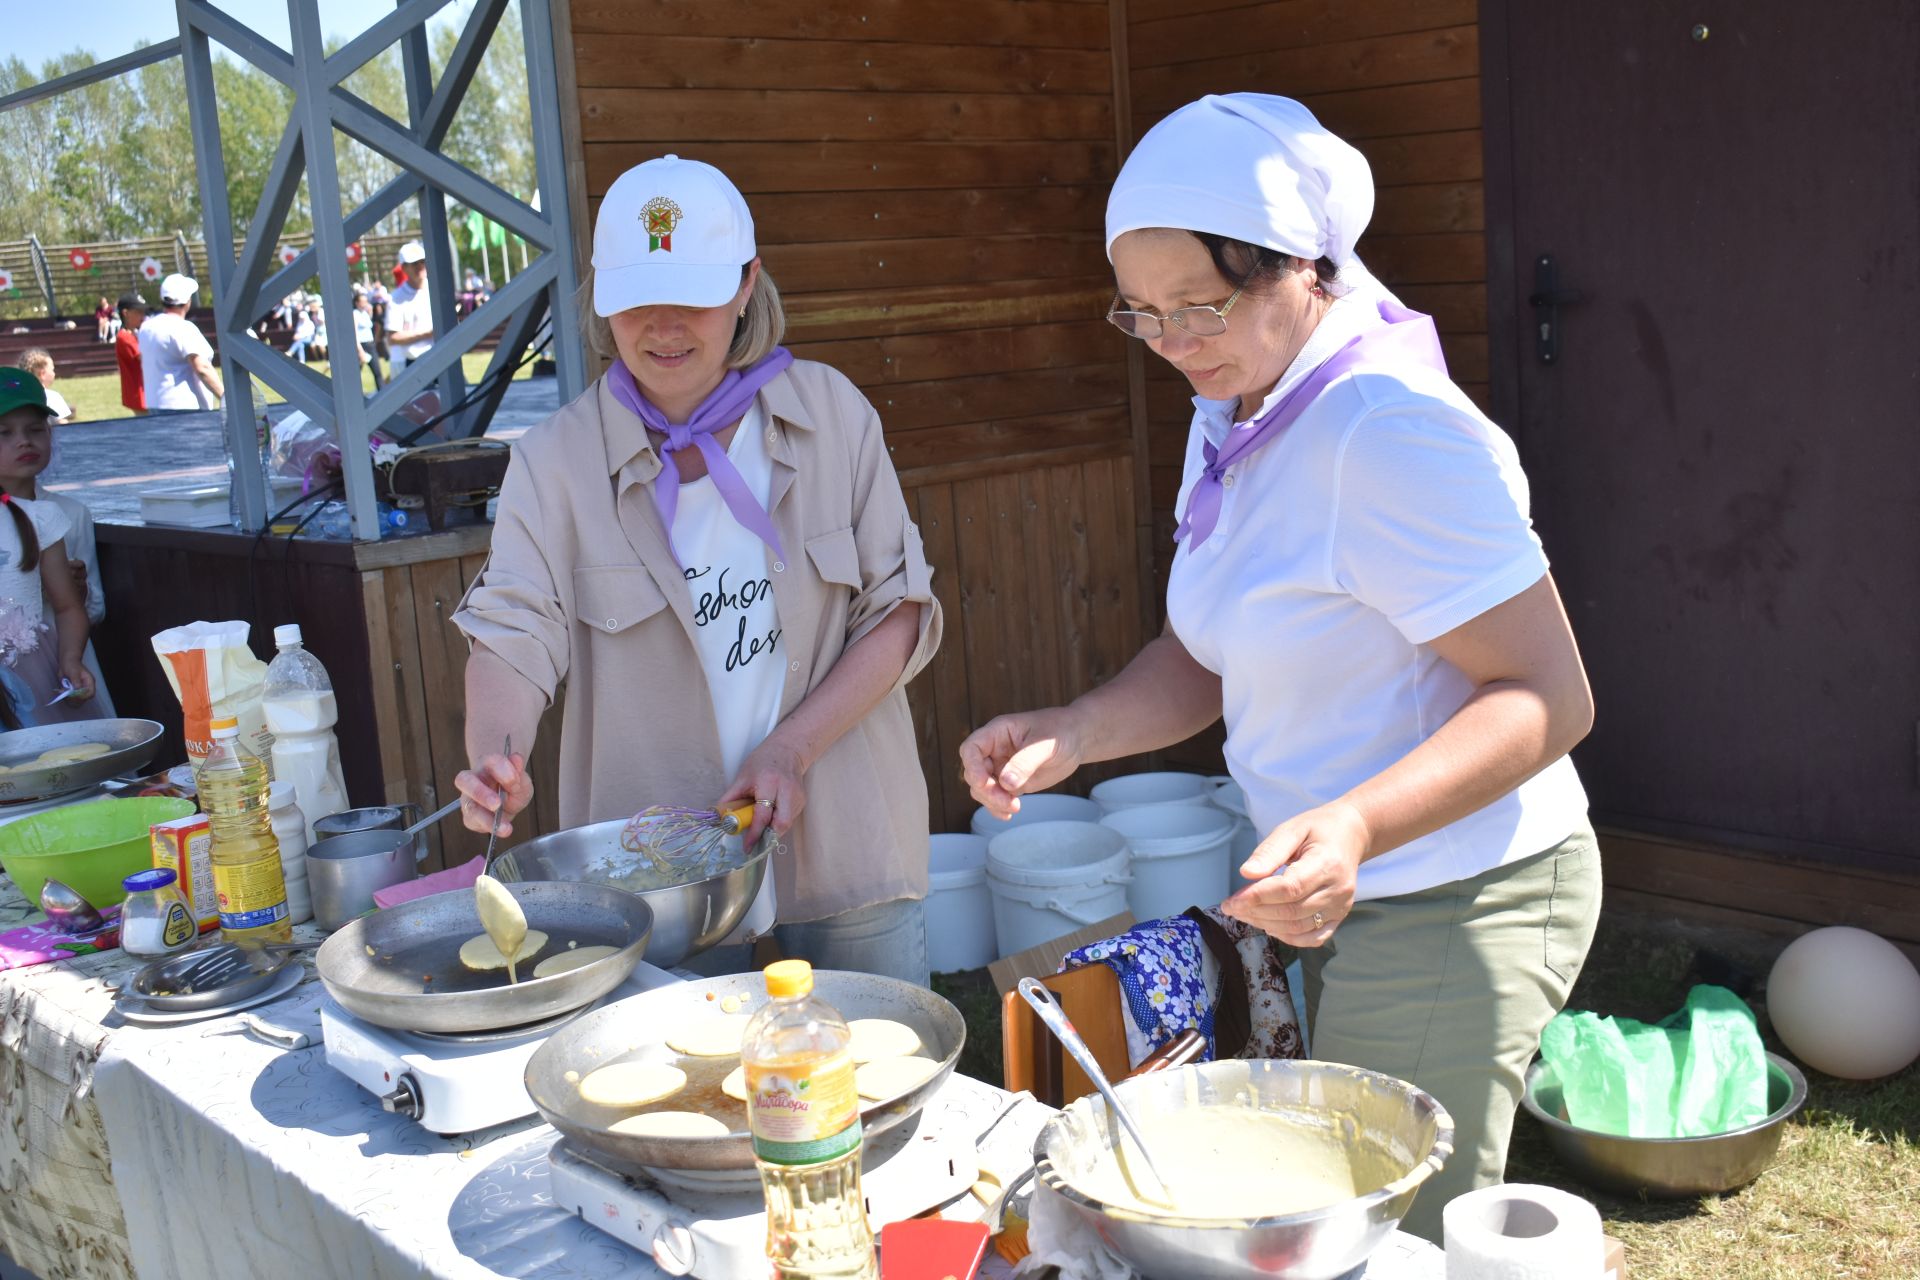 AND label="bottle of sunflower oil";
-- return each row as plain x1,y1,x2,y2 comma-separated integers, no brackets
202,715,292,946
744,960,877,1280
